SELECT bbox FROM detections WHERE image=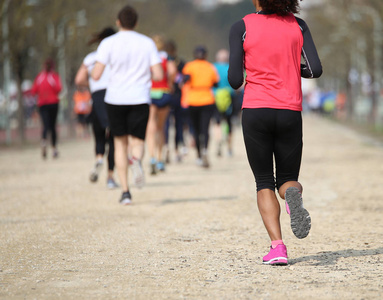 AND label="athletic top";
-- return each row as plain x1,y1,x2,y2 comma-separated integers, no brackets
31,71,62,106
96,30,161,105
73,89,91,115
83,51,110,93
151,51,170,95
228,11,322,111
182,59,218,106
169,55,186,98
214,62,234,93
